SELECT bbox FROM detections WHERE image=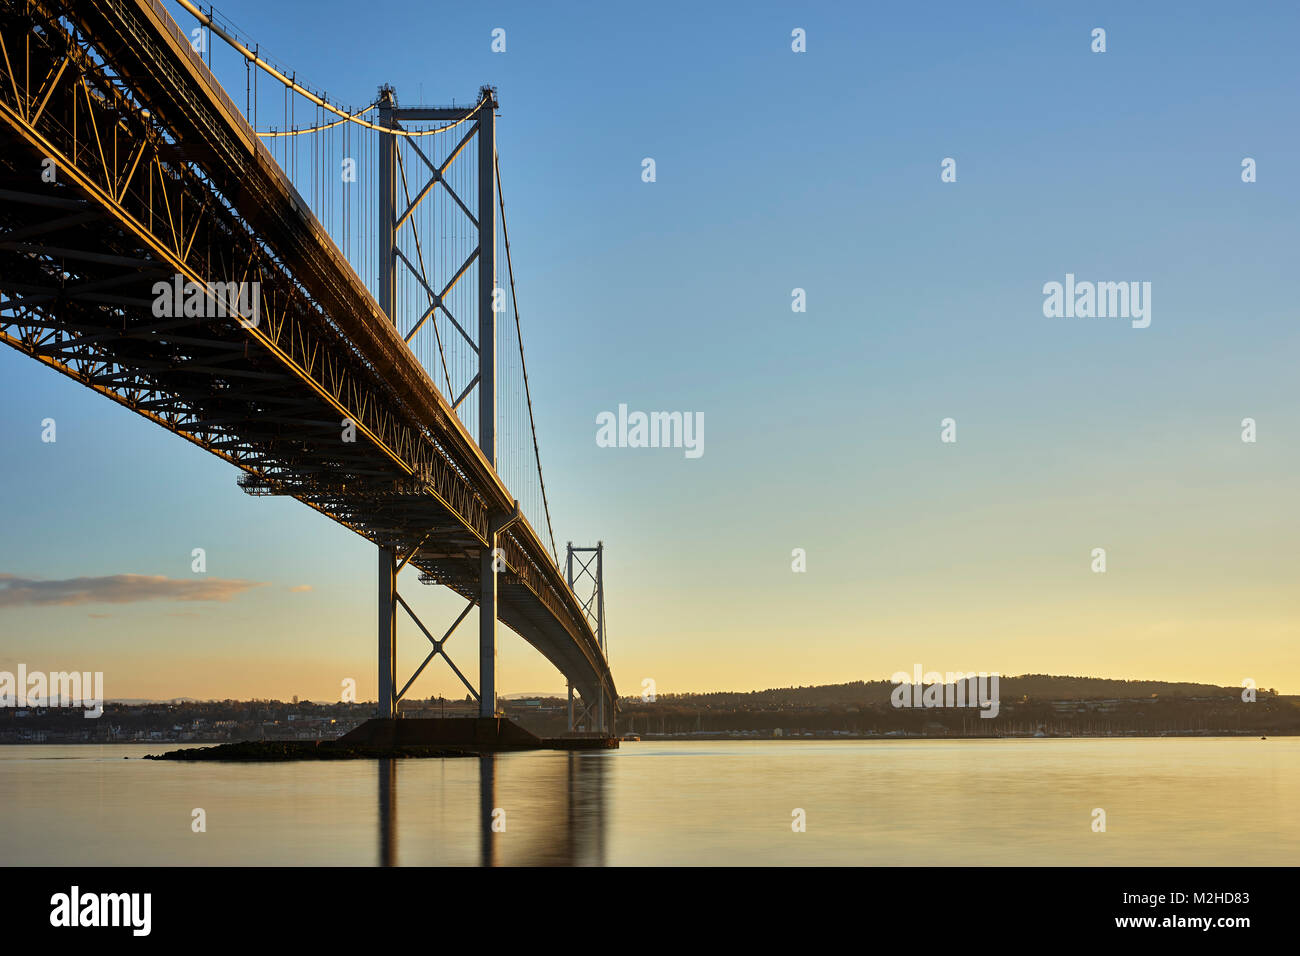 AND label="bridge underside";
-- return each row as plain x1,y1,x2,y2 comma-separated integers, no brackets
0,0,615,714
